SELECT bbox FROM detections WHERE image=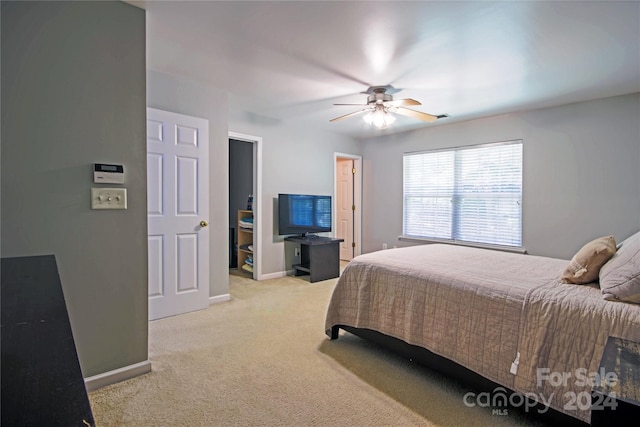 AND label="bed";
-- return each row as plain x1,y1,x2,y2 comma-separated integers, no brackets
325,235,640,424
